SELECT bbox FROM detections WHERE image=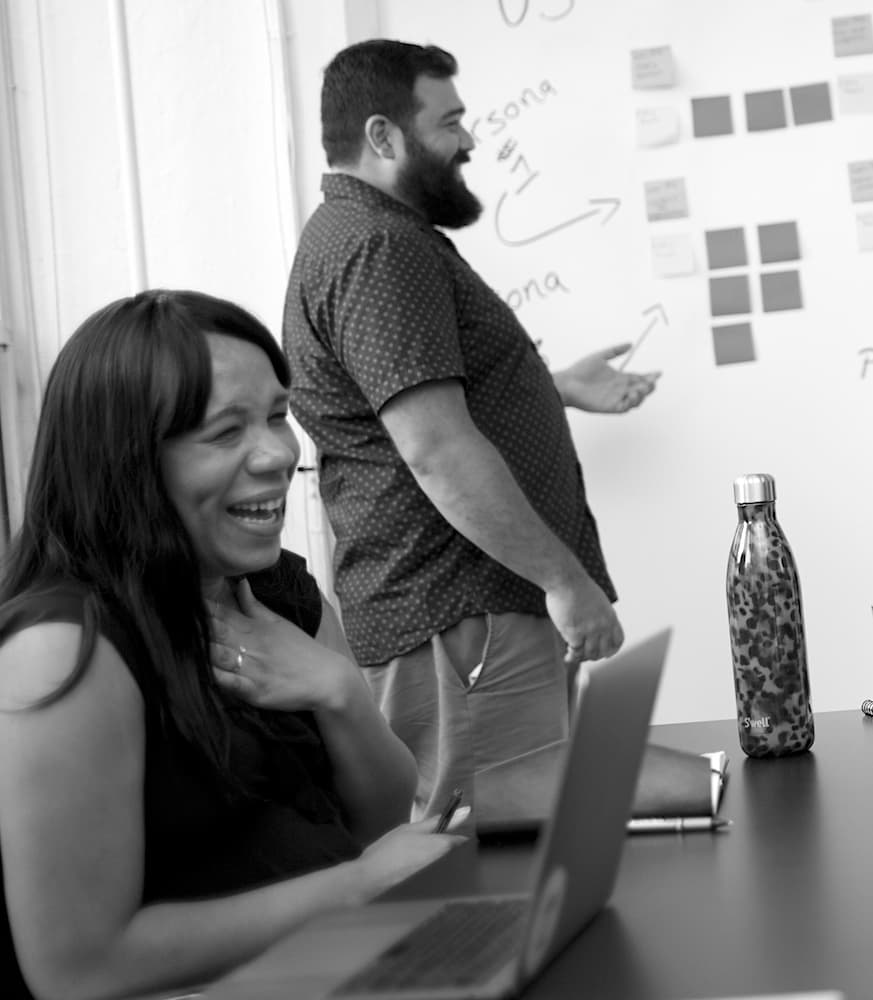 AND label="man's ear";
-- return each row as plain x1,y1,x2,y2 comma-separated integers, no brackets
364,115,398,160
